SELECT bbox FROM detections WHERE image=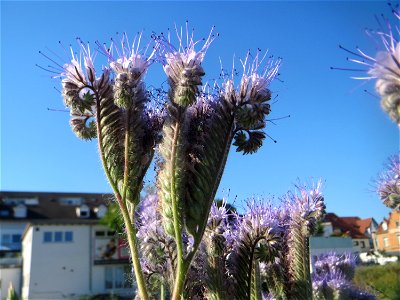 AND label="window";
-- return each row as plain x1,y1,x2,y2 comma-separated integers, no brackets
2,234,11,244
396,221,400,228
382,222,388,231
43,231,74,243
54,232,63,242
96,231,105,237
12,234,21,243
105,266,132,290
65,231,73,242
360,241,365,248
383,237,389,247
44,232,53,243
354,241,359,246
397,235,400,245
